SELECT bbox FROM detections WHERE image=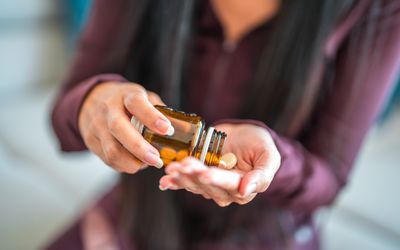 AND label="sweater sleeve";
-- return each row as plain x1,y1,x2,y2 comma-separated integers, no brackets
263,3,400,214
51,0,130,152
215,2,400,214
